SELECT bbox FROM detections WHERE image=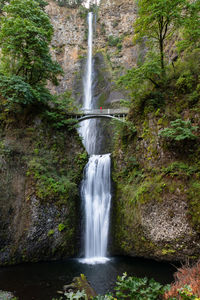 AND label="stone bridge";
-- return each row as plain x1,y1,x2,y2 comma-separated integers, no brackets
67,108,129,122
